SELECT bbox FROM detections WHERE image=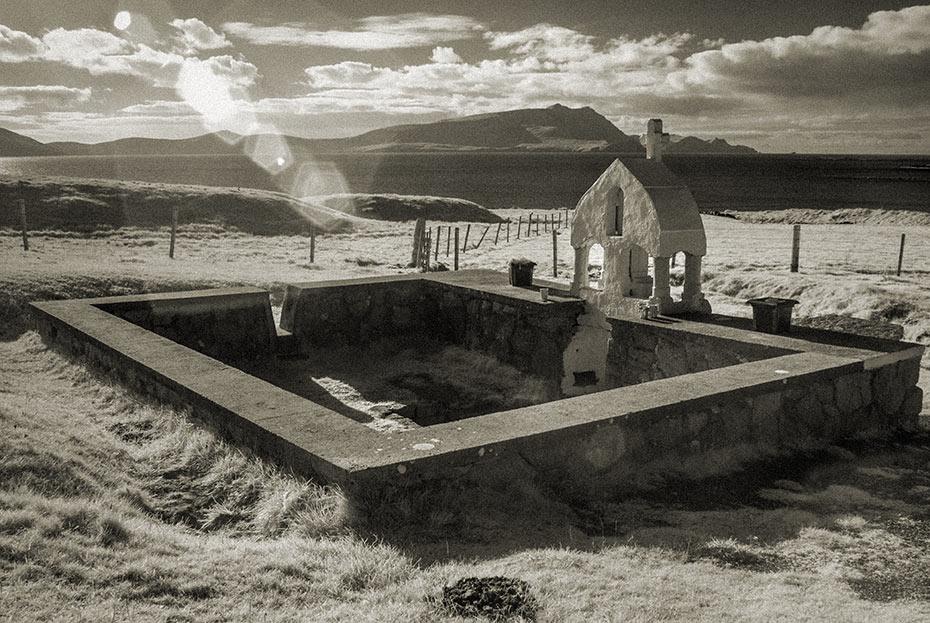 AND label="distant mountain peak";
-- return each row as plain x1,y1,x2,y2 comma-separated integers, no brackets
0,106,760,156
